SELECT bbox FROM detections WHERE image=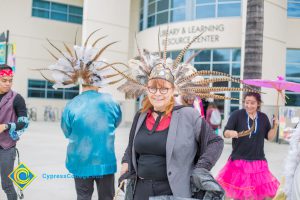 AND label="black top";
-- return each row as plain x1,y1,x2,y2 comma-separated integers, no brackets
224,109,271,161
0,92,27,130
134,120,169,181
